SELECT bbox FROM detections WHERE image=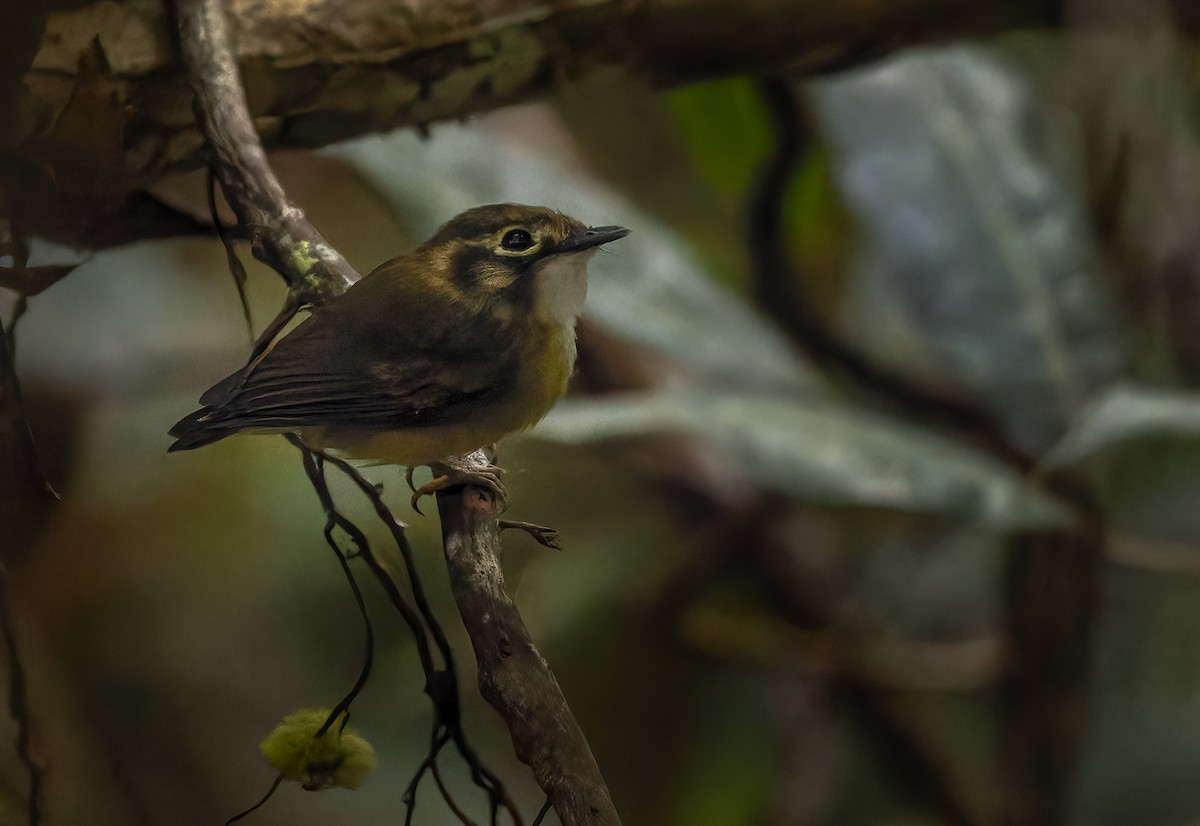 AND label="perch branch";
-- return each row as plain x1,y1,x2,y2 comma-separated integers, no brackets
436,486,621,826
